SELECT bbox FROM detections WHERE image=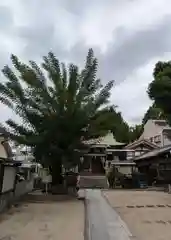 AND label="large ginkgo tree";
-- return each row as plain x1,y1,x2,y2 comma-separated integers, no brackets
0,49,115,185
